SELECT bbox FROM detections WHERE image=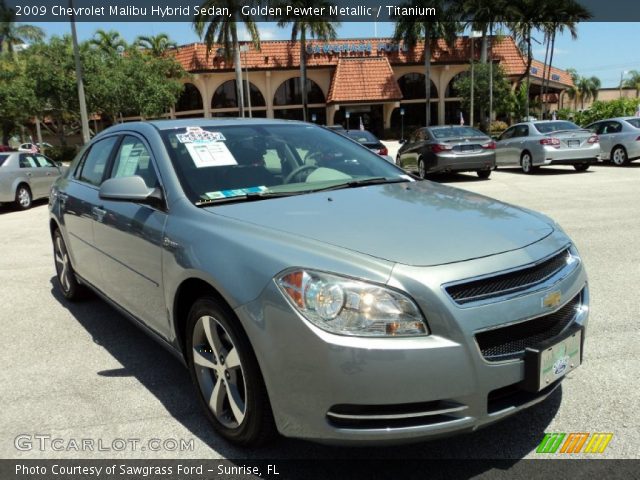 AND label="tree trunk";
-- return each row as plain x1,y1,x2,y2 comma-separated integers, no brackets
524,27,532,120
231,24,245,118
480,27,488,64
545,31,557,116
300,29,308,122
488,23,493,132
424,23,431,126
540,33,550,117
